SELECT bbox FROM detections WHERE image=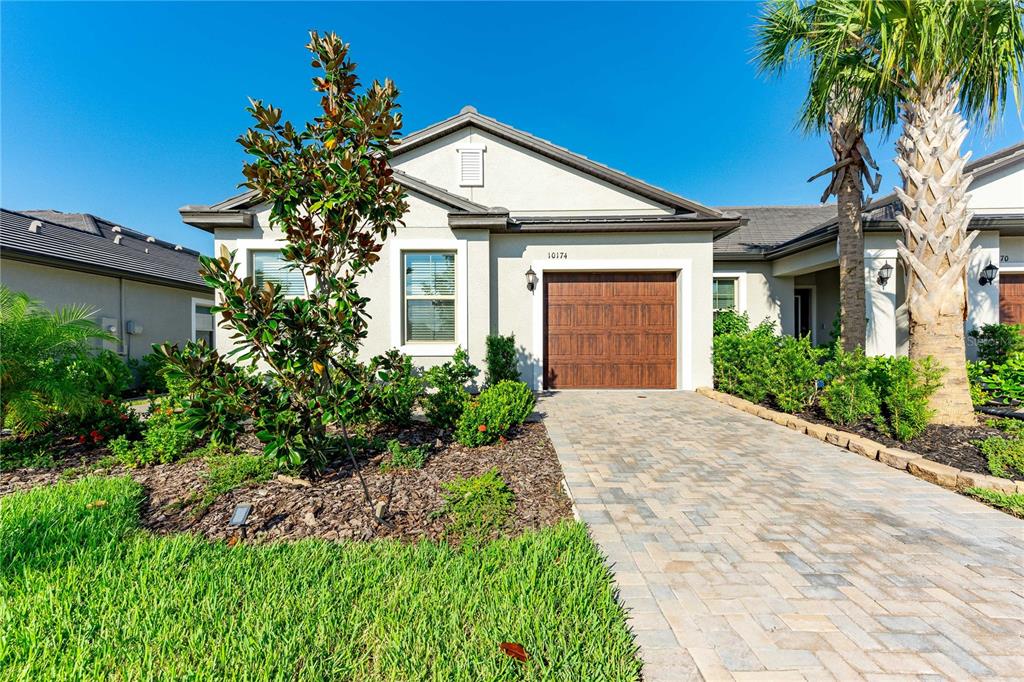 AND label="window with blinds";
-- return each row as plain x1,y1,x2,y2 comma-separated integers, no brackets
252,251,306,297
404,252,456,342
712,278,737,313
